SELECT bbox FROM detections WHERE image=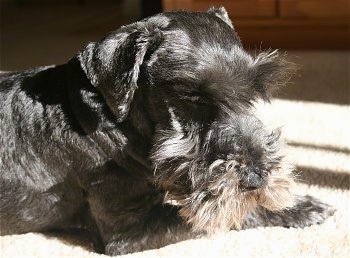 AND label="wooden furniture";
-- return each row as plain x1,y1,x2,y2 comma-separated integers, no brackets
162,0,350,49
